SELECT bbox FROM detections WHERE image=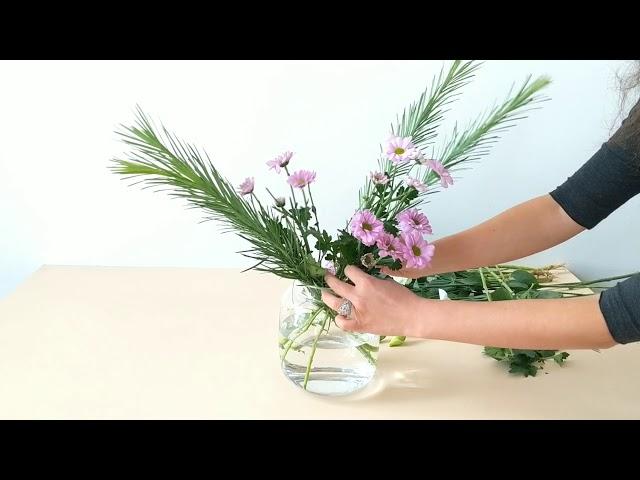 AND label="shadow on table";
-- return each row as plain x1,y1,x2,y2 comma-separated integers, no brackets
329,339,466,404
